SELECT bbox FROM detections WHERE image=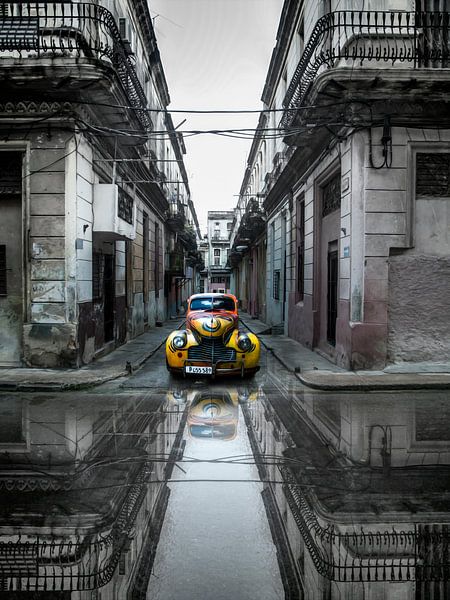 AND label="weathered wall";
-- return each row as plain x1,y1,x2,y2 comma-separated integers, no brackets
388,255,450,362
25,130,75,367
